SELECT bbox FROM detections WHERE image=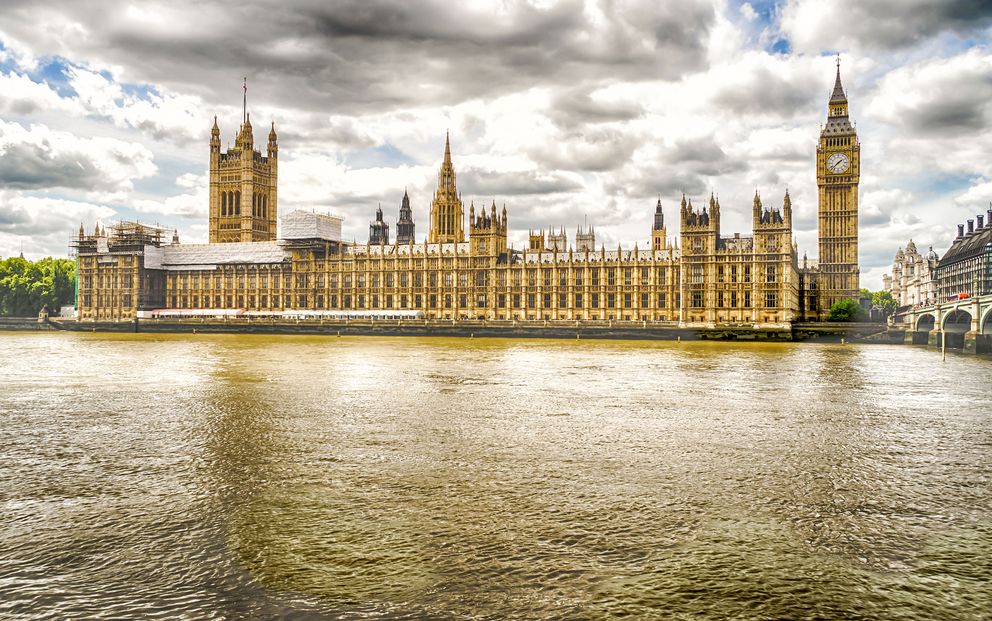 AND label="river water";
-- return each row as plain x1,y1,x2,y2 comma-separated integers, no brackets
0,332,989,620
